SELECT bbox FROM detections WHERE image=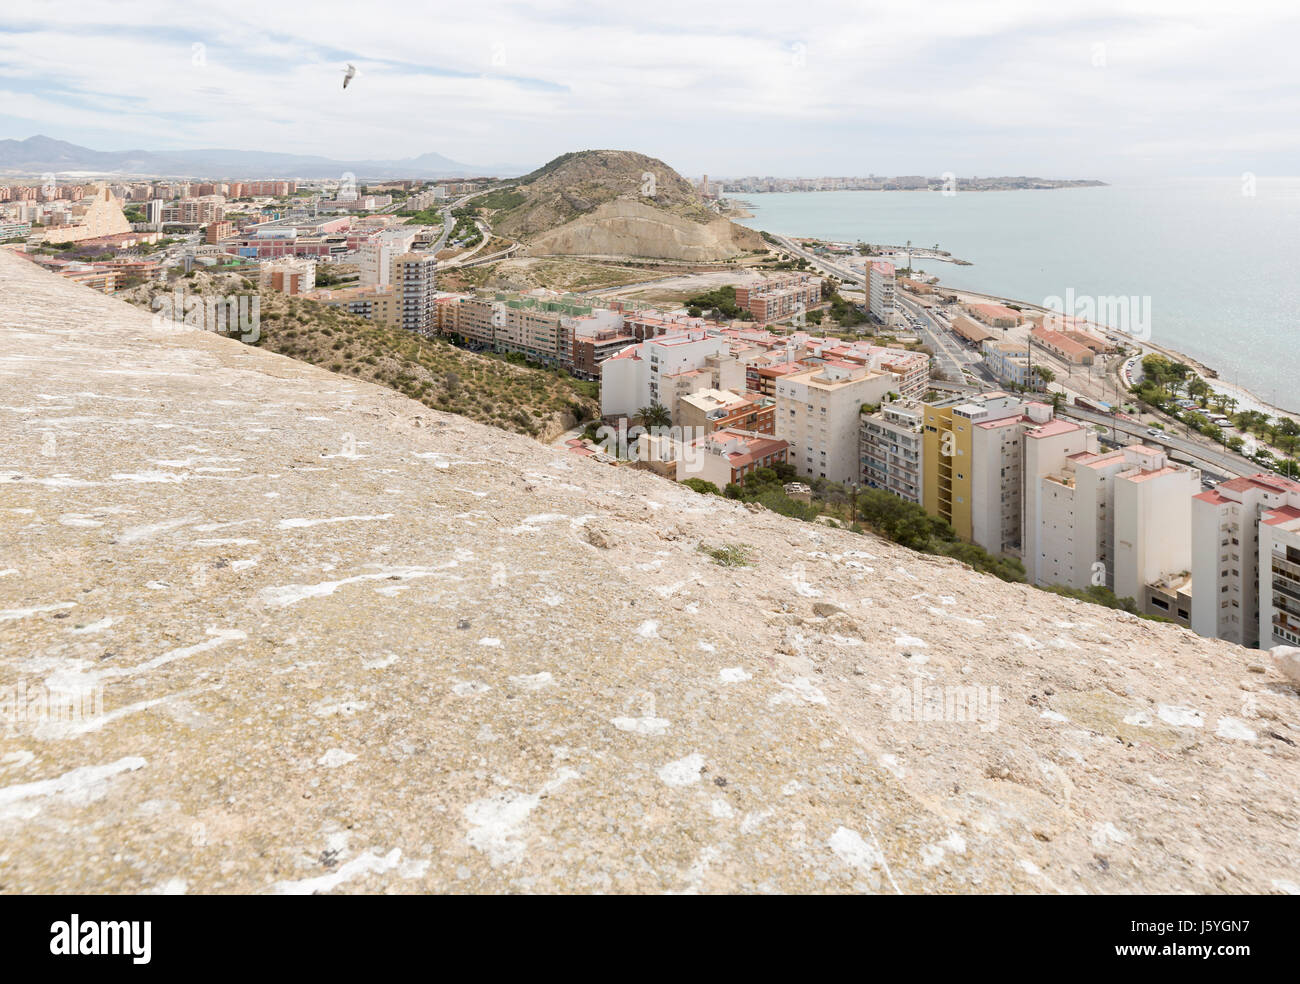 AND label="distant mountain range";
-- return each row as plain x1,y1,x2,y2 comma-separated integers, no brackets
0,135,529,180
